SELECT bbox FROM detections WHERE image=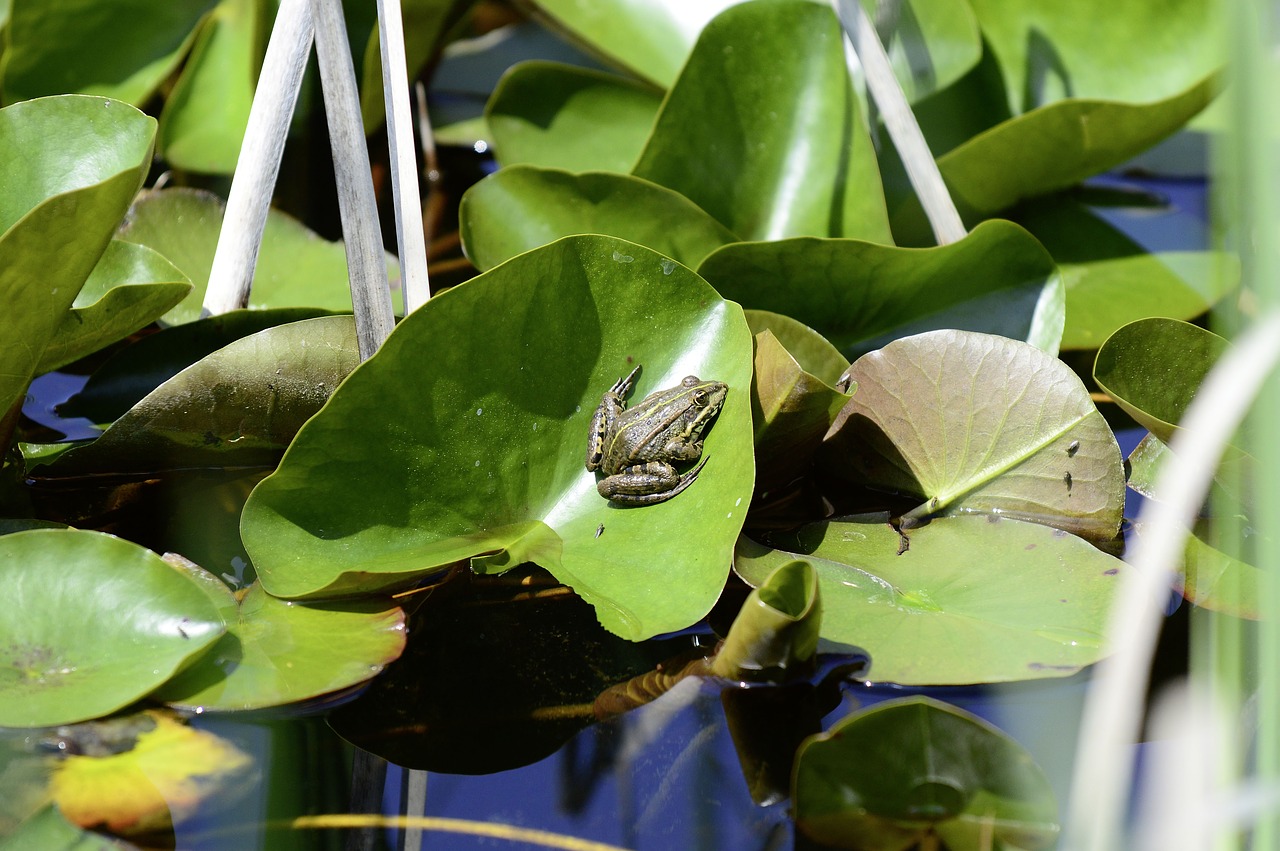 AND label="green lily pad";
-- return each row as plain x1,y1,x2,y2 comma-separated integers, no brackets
698,220,1065,360
116,188,401,325
154,577,405,712
0,95,155,423
711,559,821,683
486,62,663,173
0,805,124,851
157,0,258,174
38,240,191,373
459,166,738,272
241,235,755,640
61,307,334,424
736,517,1129,684
793,696,1058,849
0,528,226,727
1094,317,1228,443
744,310,848,387
42,316,360,476
1015,198,1237,350
632,0,891,244
1,0,212,105
824,330,1124,543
